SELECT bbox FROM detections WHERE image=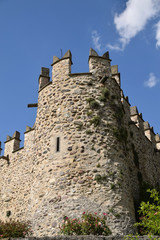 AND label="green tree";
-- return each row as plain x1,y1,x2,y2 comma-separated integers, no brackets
135,189,160,235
